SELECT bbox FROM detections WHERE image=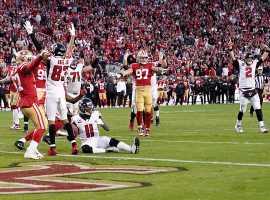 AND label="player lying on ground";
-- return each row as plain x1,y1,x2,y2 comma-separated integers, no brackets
71,98,140,154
